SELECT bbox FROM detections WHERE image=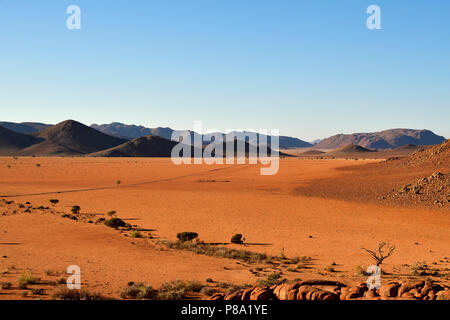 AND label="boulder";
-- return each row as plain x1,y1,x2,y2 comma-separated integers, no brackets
397,281,424,297
250,287,274,300
436,289,450,300
241,288,253,300
274,282,301,300
209,293,223,300
379,282,400,298
224,291,242,300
